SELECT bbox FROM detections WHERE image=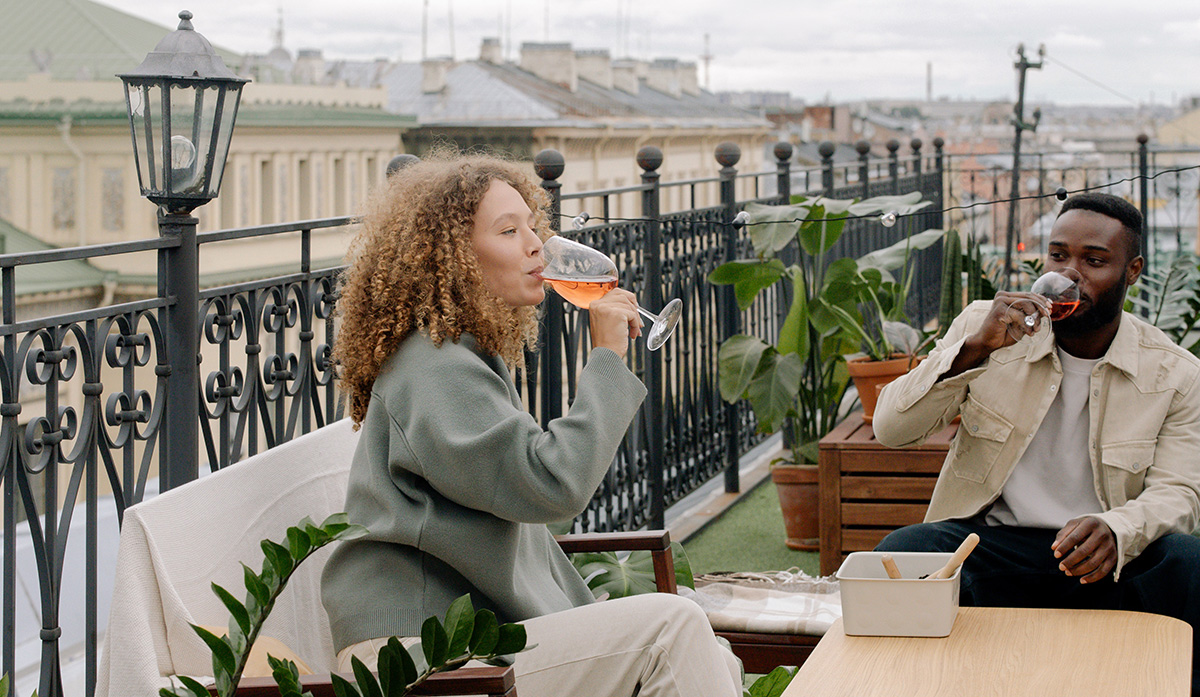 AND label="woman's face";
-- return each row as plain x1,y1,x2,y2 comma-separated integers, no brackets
470,179,545,308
